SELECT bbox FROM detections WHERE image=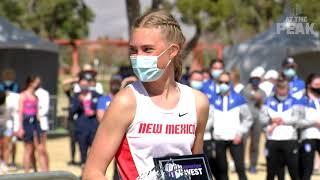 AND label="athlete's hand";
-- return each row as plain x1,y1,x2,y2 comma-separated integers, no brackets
233,134,242,145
